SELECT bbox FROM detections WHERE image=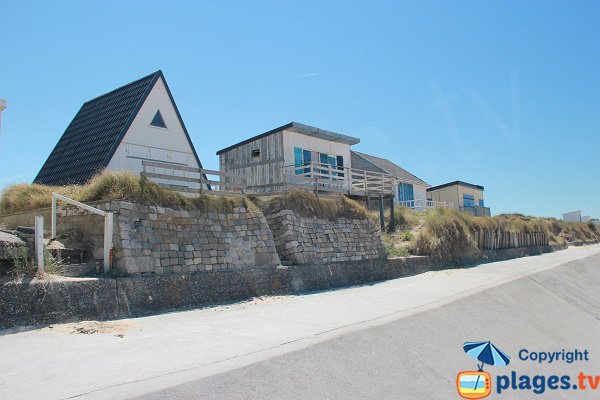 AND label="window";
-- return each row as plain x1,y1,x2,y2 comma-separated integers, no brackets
398,182,414,202
303,150,312,173
150,110,167,128
463,194,475,207
293,147,342,178
479,199,485,207
294,147,303,175
251,149,260,159
336,156,345,177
